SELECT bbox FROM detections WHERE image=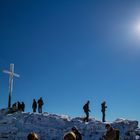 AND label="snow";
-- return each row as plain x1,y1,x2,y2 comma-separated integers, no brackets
0,109,140,140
